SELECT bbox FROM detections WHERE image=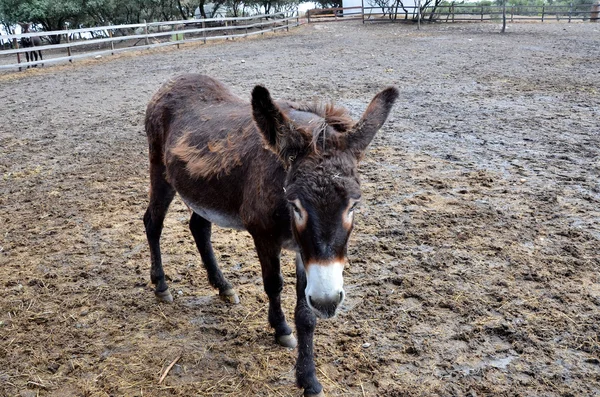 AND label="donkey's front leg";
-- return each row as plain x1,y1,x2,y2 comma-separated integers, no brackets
253,237,297,348
295,254,323,397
